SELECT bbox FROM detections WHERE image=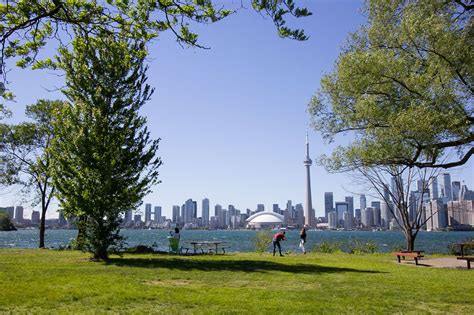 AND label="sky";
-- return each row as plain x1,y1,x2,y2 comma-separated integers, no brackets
1,0,473,219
